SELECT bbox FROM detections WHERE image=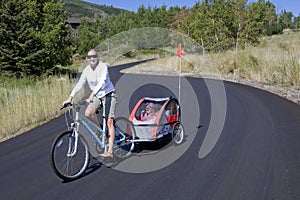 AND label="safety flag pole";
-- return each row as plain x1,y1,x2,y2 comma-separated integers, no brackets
176,43,185,103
